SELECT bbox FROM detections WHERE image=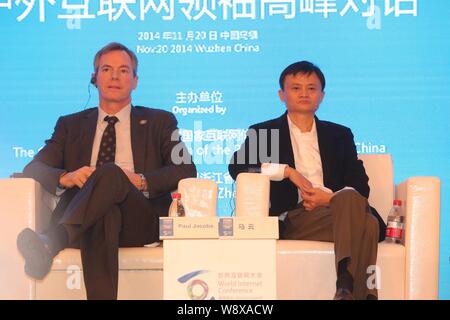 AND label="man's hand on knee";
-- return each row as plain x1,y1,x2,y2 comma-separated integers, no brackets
121,168,148,191
59,166,95,189
302,187,334,211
